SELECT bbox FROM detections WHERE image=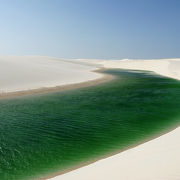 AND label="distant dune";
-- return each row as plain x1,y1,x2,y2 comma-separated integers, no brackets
76,58,180,80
